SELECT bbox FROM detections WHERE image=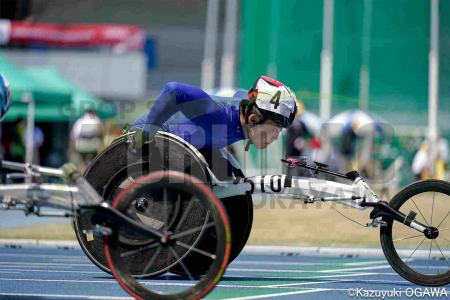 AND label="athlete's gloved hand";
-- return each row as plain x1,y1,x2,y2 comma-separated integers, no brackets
133,129,152,148
125,125,161,155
